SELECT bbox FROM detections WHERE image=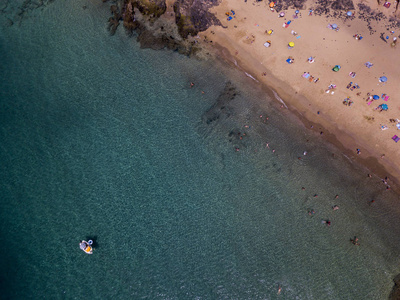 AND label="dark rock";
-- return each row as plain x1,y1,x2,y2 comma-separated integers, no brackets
174,0,221,38
101,0,216,56
389,274,400,300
